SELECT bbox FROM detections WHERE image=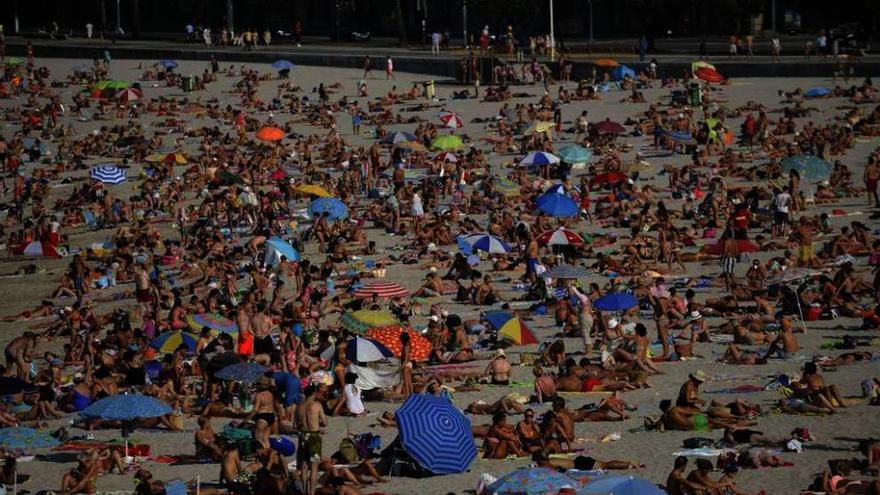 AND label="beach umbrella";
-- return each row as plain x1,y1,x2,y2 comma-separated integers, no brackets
339,310,398,334
664,130,697,145
805,87,832,98
5,57,23,66
150,331,198,354
462,233,512,253
592,58,619,68
0,377,32,396
544,183,568,195
590,171,628,186
308,197,348,221
702,239,759,255
611,64,636,81
433,151,459,163
353,281,410,299
15,241,62,258
90,165,126,184
494,177,521,196
695,67,724,83
365,326,432,361
295,184,333,198
541,264,591,279
271,60,295,70
537,227,585,246
381,131,417,145
535,193,579,217
439,112,464,129
483,311,537,345
104,80,130,90
769,267,814,284
395,393,476,474
558,145,592,164
524,121,555,135
780,155,832,180
594,292,639,311
592,120,626,135
345,336,394,362
215,362,269,384
579,475,665,495
146,152,187,164
256,126,285,142
488,467,583,495
82,394,172,421
520,151,560,167
116,88,142,103
430,135,464,151
158,59,179,69
0,427,60,451
186,313,239,336
265,237,301,265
